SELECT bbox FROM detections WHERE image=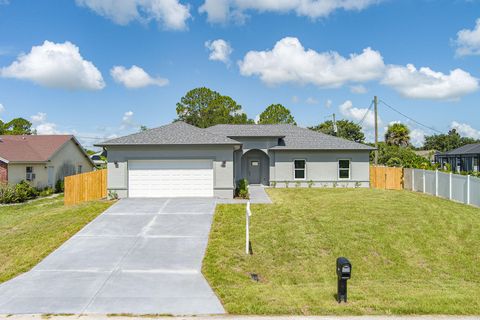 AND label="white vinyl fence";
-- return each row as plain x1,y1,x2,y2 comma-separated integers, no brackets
404,168,480,207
